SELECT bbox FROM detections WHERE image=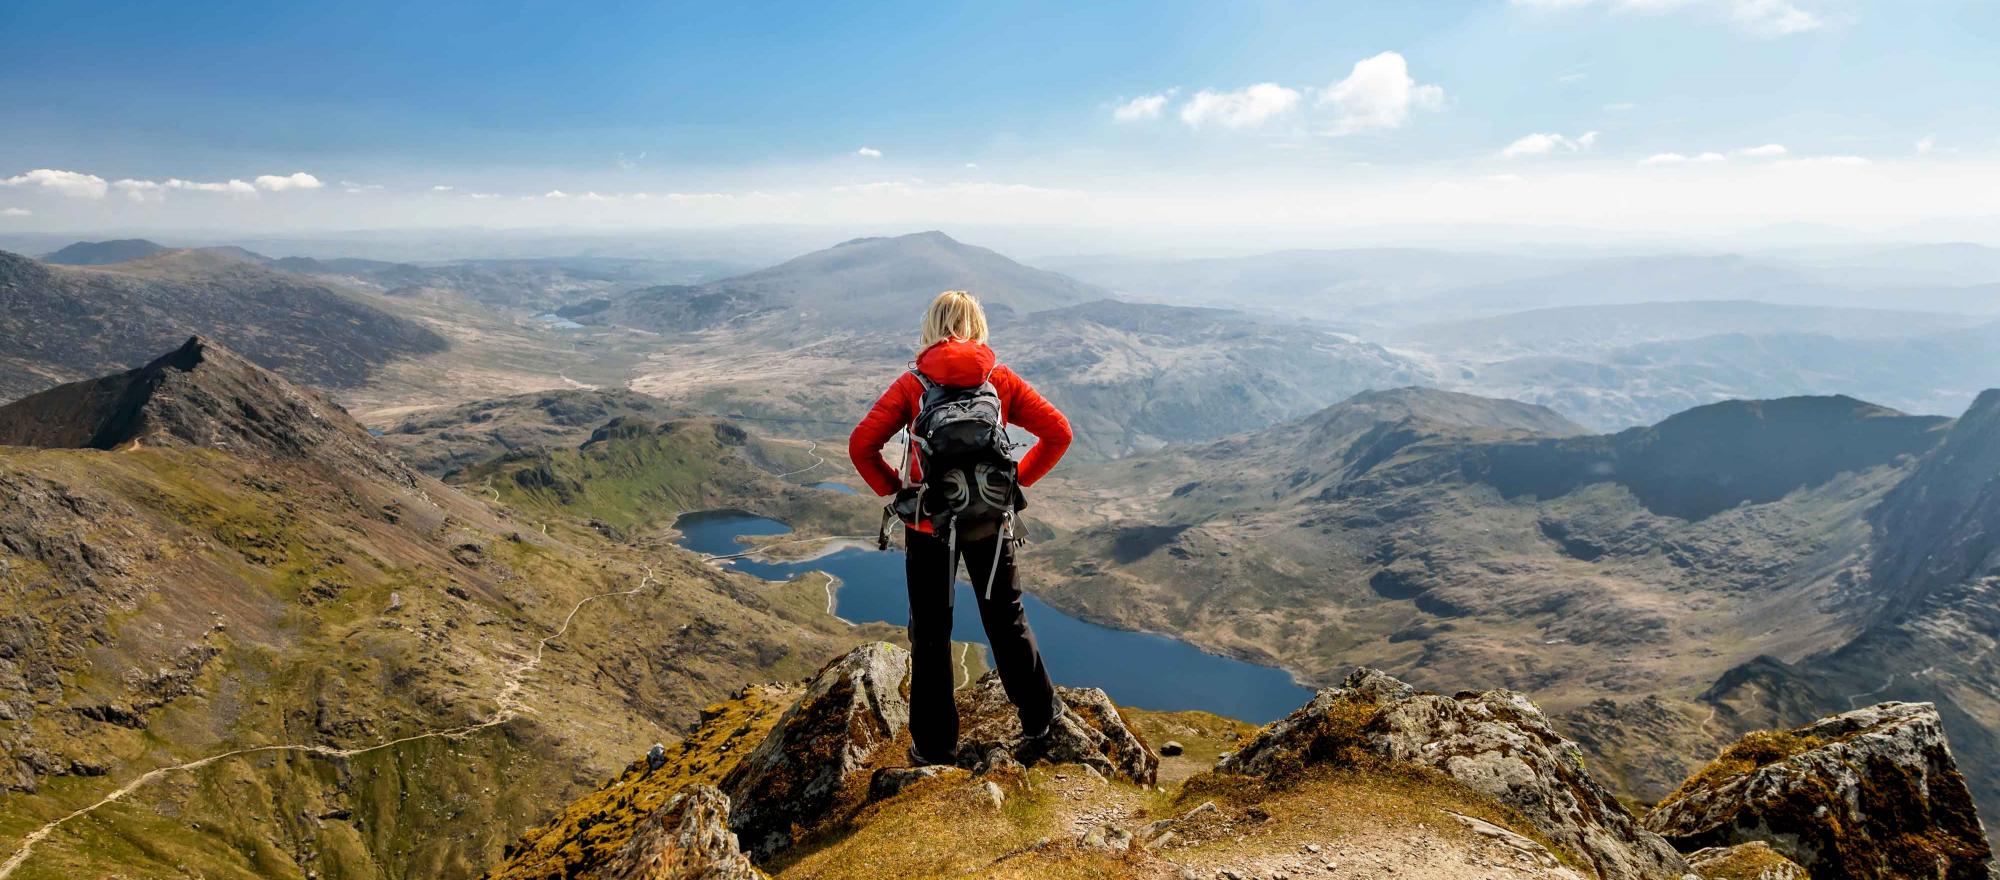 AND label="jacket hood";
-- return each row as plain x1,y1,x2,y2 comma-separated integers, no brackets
914,338,998,386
